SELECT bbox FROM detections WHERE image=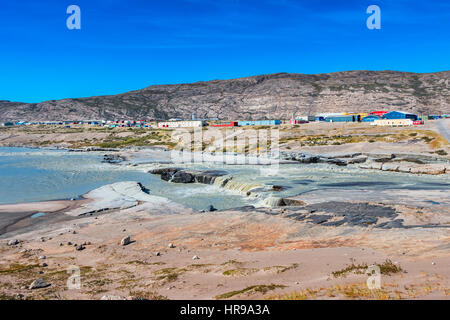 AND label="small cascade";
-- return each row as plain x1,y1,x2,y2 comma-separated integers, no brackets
212,175,233,187
211,175,263,194
222,180,263,193
259,196,285,207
